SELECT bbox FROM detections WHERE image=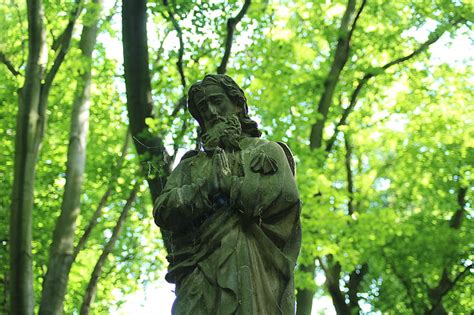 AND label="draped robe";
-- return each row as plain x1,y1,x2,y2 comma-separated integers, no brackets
154,137,301,315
